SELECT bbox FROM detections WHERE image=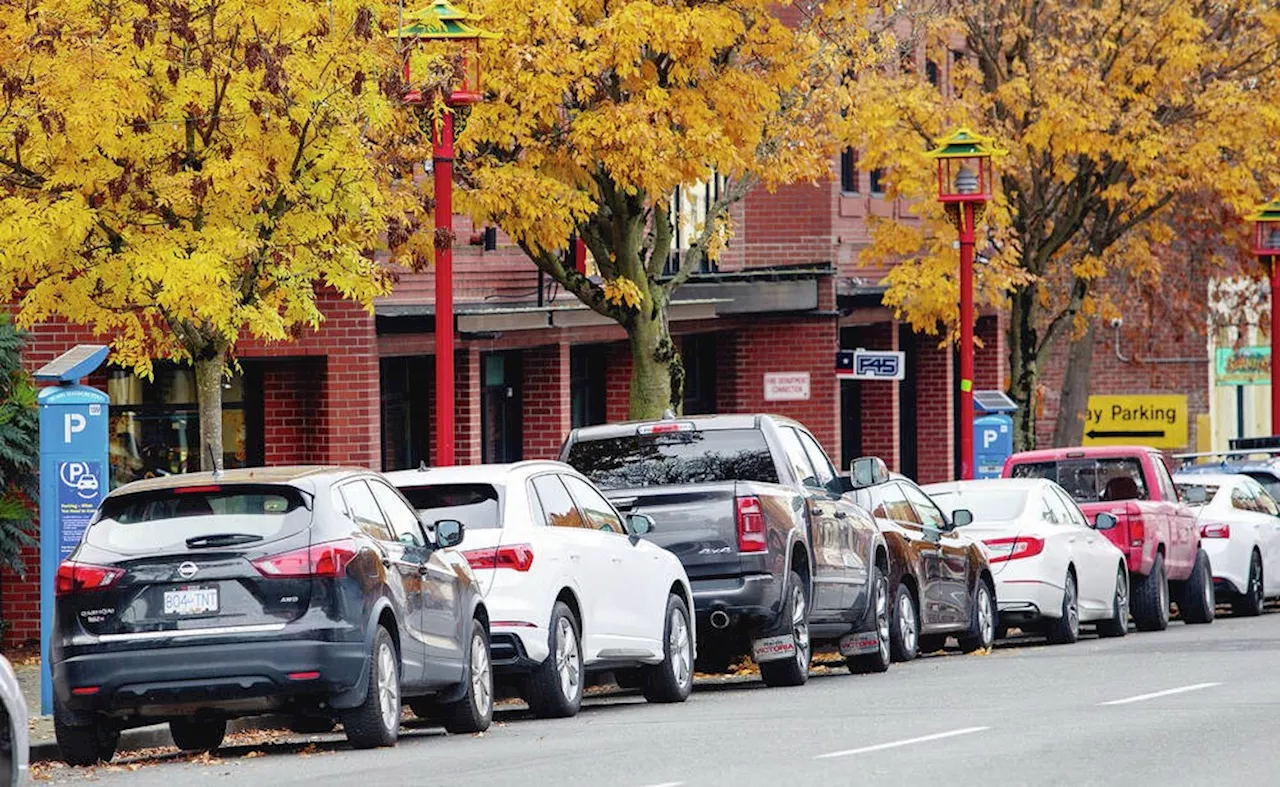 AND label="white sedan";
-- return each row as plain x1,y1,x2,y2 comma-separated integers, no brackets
923,478,1130,644
386,461,695,718
1173,472,1280,616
